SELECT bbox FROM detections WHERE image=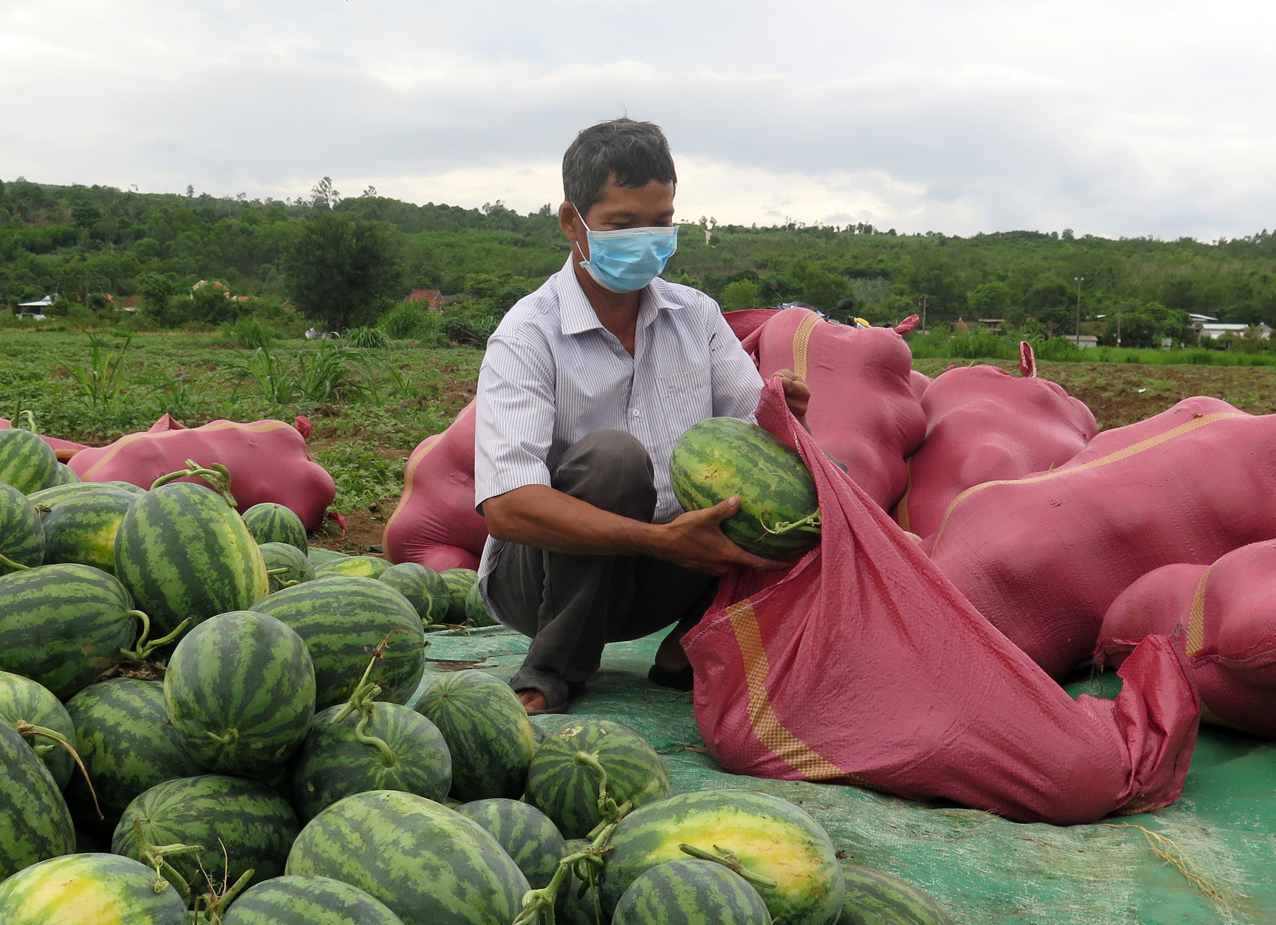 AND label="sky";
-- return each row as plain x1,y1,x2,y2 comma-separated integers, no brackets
2,0,1274,239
